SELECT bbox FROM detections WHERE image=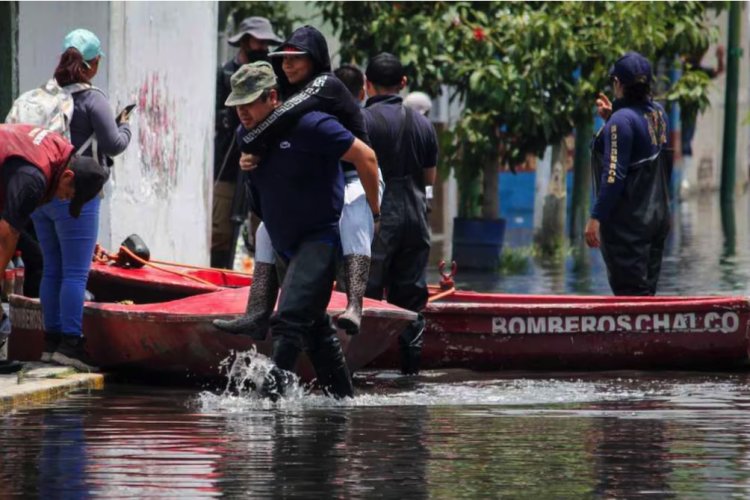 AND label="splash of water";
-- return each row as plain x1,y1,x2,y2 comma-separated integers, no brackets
217,346,308,401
